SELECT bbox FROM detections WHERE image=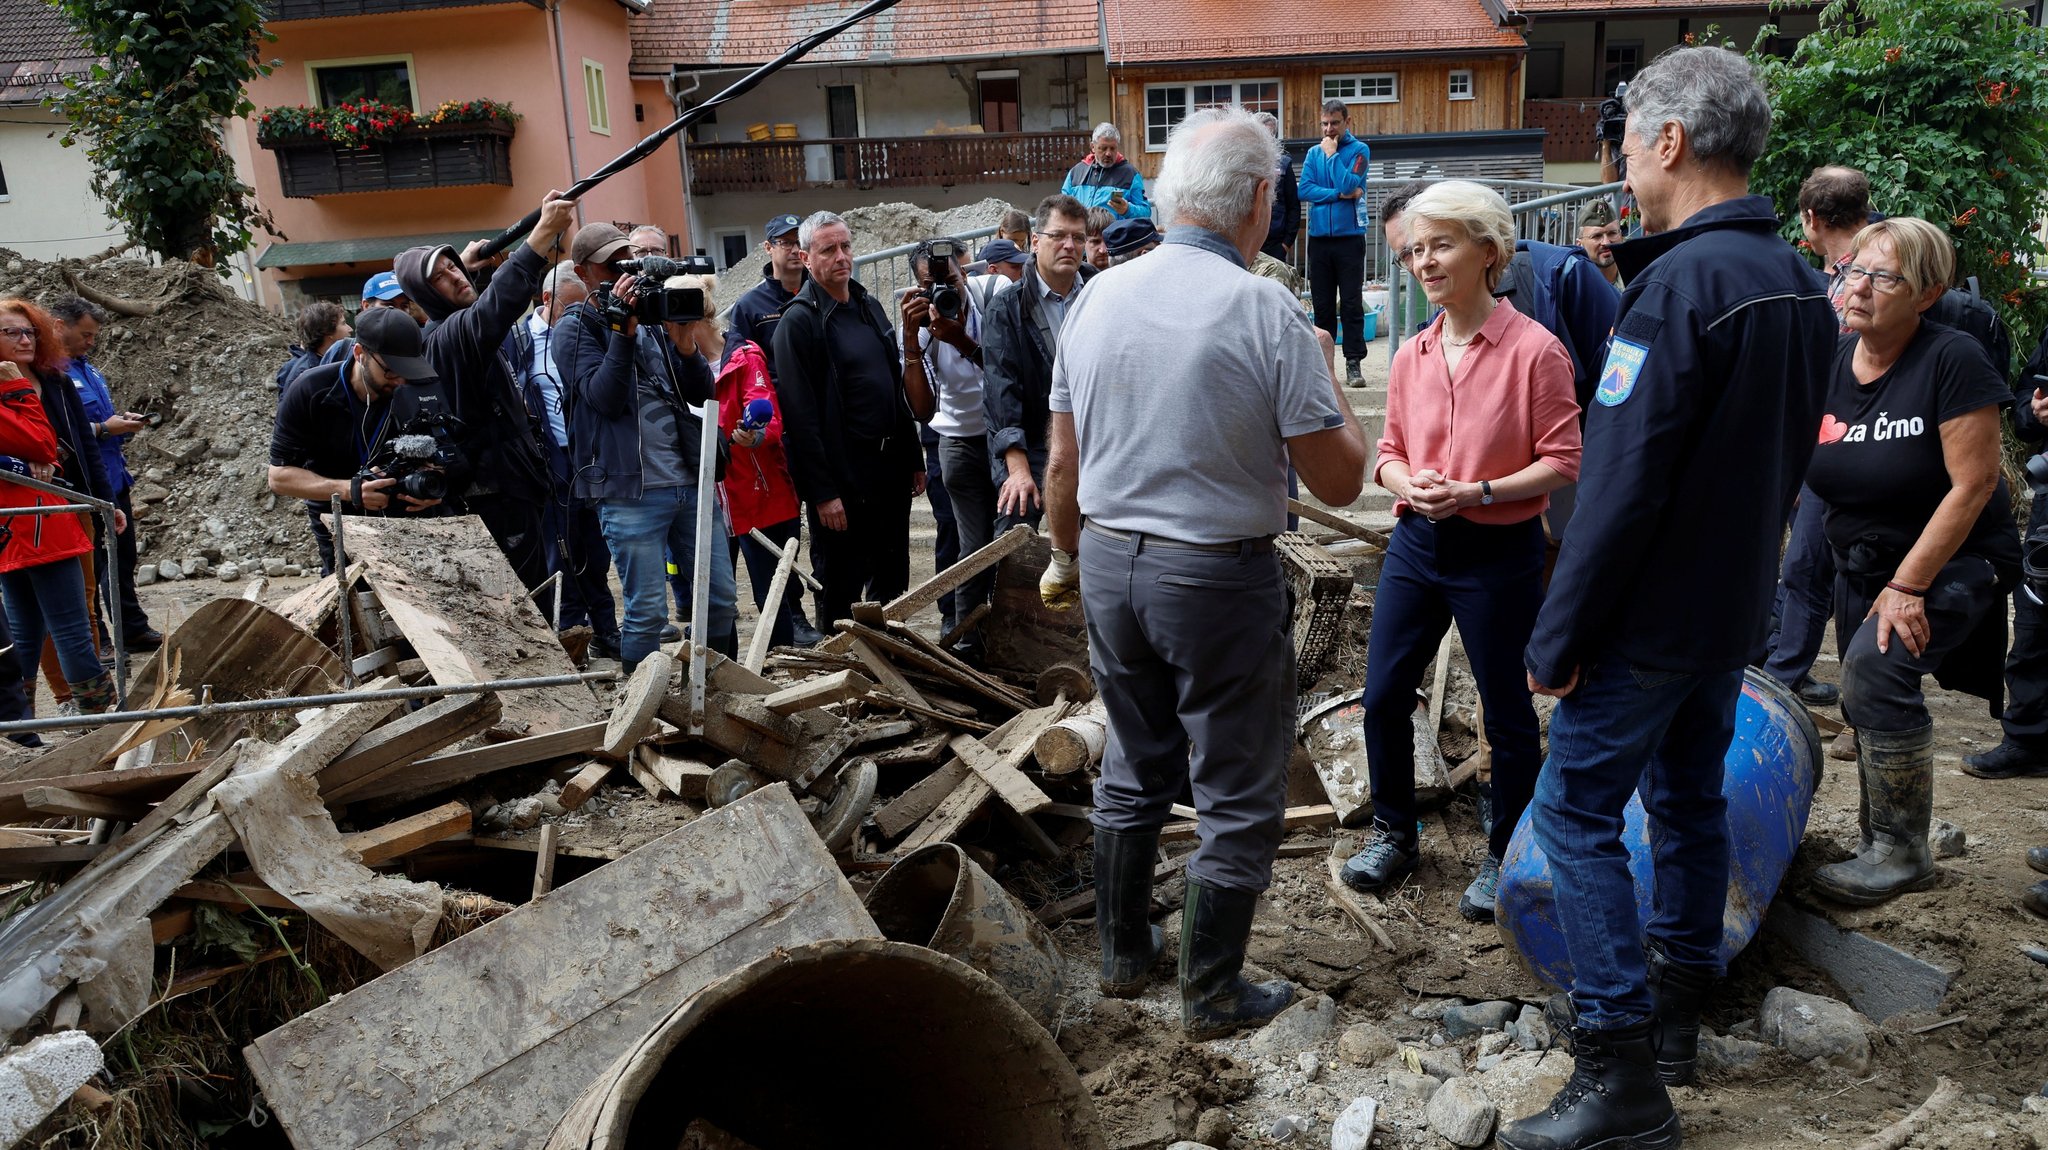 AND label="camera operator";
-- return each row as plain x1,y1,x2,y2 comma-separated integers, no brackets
269,309,451,571
554,224,738,671
900,237,998,655
391,189,576,607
